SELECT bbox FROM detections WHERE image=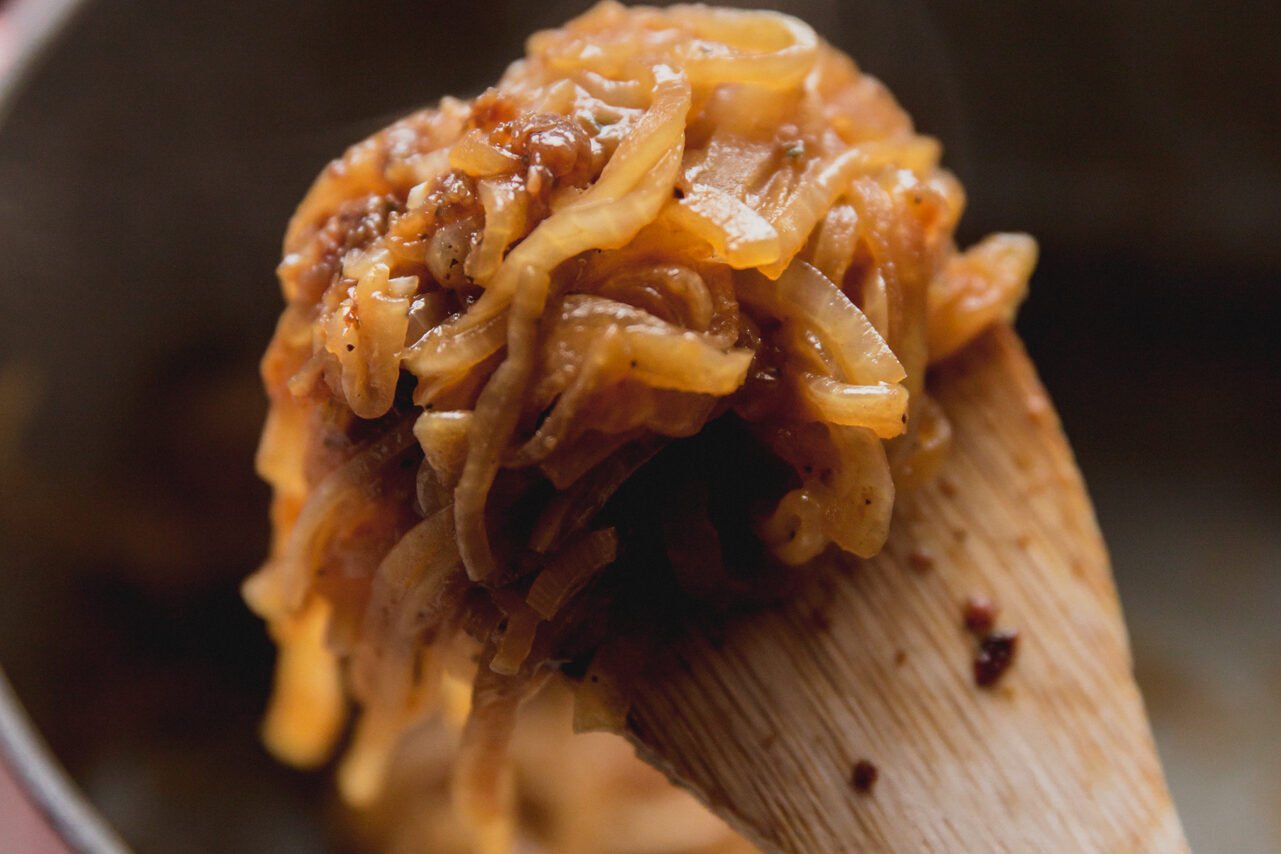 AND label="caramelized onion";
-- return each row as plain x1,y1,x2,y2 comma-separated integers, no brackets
526,528,620,618
739,260,904,385
450,128,523,177
928,233,1037,361
799,374,909,439
466,178,529,284
665,185,781,268
244,418,416,618
249,6,1040,849
324,263,414,419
